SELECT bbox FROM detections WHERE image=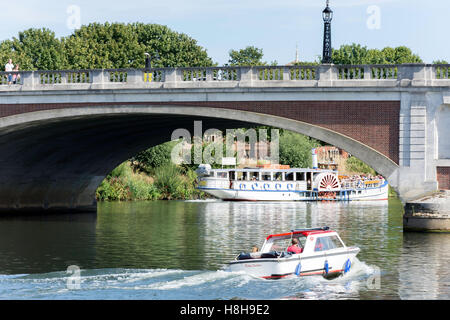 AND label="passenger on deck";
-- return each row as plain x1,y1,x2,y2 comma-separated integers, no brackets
287,238,303,254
